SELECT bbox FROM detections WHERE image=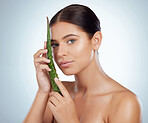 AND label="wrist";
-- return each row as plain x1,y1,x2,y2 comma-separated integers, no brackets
38,89,50,96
